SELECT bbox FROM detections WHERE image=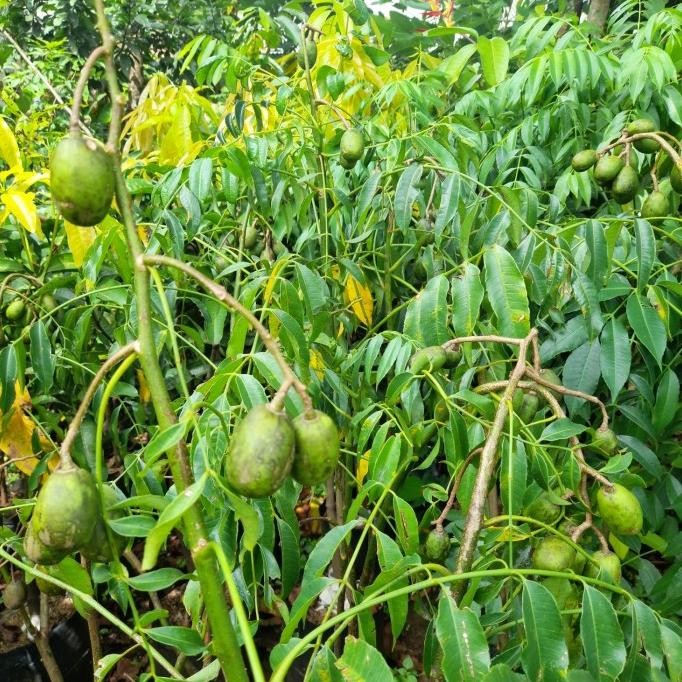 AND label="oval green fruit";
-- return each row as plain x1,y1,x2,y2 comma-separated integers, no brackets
5,299,26,321
571,149,598,172
243,223,258,249
35,564,65,595
518,393,540,423
532,536,576,572
611,165,639,204
443,348,461,368
32,464,99,551
41,294,58,312
340,129,364,162
538,368,561,391
339,155,357,170
626,118,659,153
50,133,115,226
23,522,68,565
409,346,447,374
596,483,643,535
586,550,621,583
291,410,340,486
542,577,579,610
589,427,618,455
296,39,317,69
593,155,624,185
670,164,682,193
525,492,561,525
640,190,668,219
226,404,295,498
3,580,27,610
424,528,450,562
